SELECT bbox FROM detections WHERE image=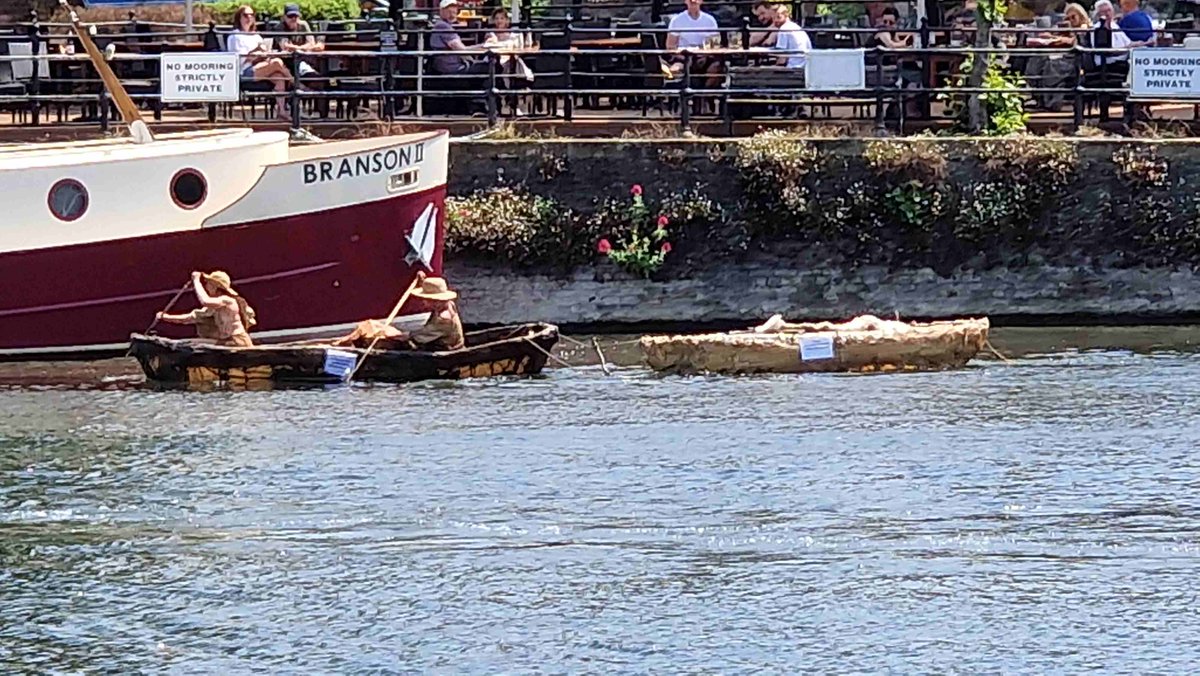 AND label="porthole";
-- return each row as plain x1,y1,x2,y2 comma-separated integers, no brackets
47,178,89,222
170,169,207,209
